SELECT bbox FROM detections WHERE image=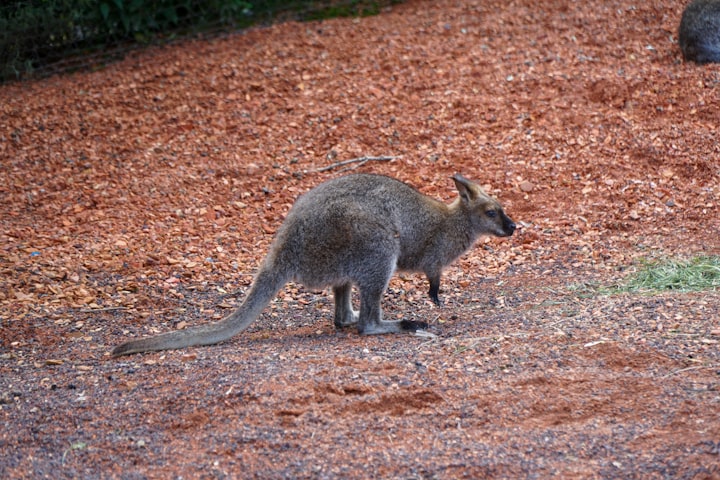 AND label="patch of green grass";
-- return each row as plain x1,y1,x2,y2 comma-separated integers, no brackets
612,256,720,293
